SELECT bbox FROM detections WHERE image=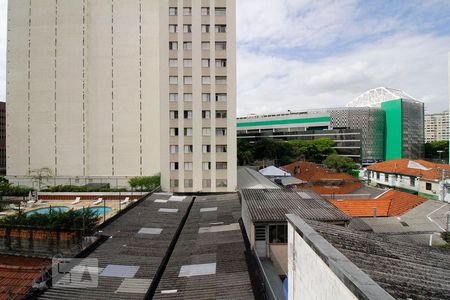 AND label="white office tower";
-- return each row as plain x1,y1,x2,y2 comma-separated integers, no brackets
6,0,237,192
